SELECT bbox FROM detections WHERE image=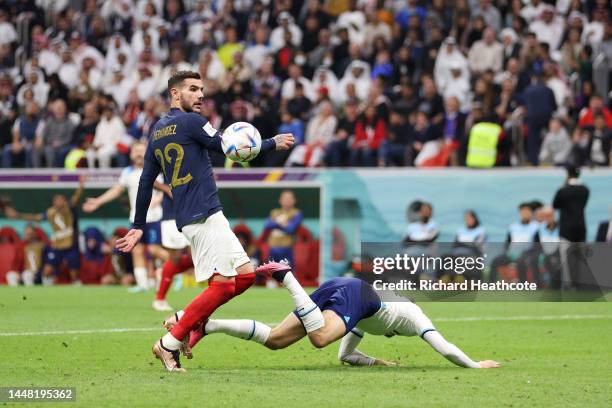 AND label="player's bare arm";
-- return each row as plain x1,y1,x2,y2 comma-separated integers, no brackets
3,205,43,221
69,174,86,207
82,184,126,213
